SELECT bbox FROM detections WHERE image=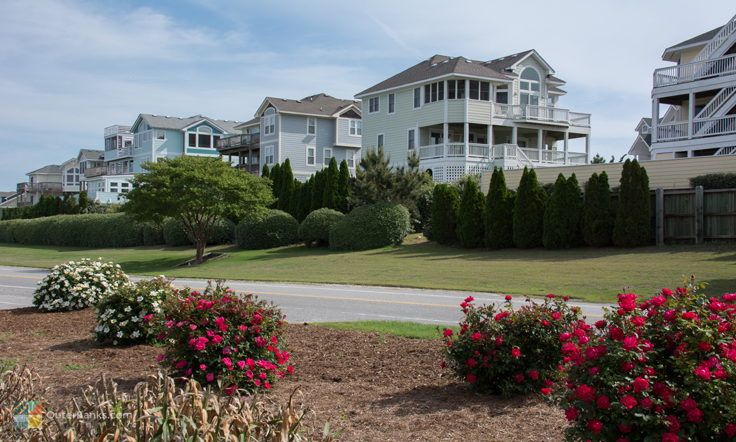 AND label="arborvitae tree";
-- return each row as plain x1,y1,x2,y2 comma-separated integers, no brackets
269,163,282,207
78,190,90,214
591,154,606,164
337,159,351,213
567,174,582,246
456,179,485,248
278,159,294,212
613,159,651,247
261,164,270,180
484,167,514,249
582,172,613,247
297,178,312,221
512,167,547,248
430,184,459,245
311,169,326,212
289,180,303,219
543,173,581,249
322,157,339,210
61,194,79,214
